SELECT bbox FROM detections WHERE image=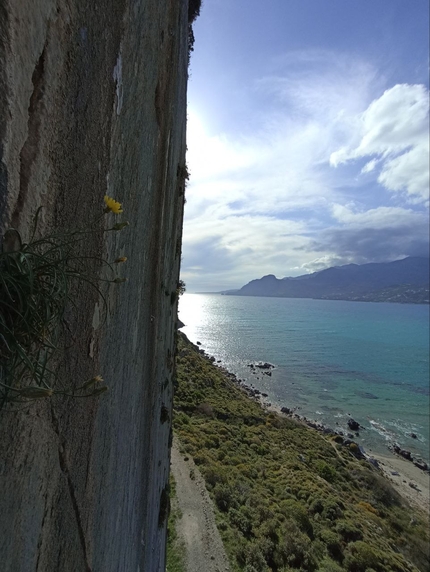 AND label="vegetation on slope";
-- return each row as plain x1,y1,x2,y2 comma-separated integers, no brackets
166,474,186,572
173,333,429,572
